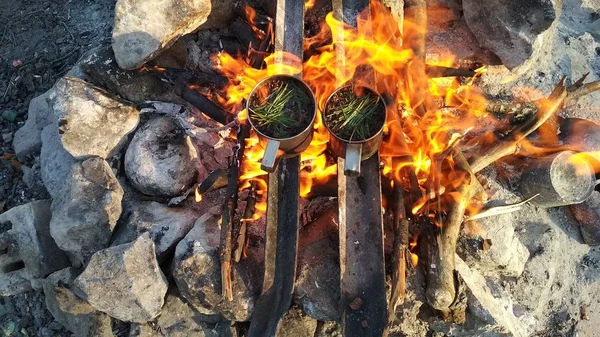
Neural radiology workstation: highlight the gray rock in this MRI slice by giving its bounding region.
[80,44,184,103]
[455,256,534,337]
[198,0,235,30]
[74,233,168,323]
[111,200,201,262]
[13,91,55,161]
[294,206,340,321]
[462,0,558,69]
[129,289,234,337]
[0,200,70,295]
[276,306,318,337]
[458,213,530,277]
[125,116,198,197]
[150,38,188,69]
[50,157,123,263]
[112,0,218,69]
[21,159,47,194]
[40,124,76,198]
[50,76,139,159]
[294,239,340,321]
[43,268,114,337]
[172,210,262,322]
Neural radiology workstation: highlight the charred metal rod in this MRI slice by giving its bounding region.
[247,0,305,336]
[180,86,230,125]
[333,1,386,336]
[425,65,476,78]
[197,169,229,195]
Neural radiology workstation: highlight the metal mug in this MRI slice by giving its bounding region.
[247,75,317,172]
[323,85,386,176]
[520,150,596,208]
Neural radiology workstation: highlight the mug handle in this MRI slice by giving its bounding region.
[261,139,282,172]
[344,143,362,177]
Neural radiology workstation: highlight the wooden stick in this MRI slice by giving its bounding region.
[566,80,600,103]
[425,151,479,310]
[385,180,409,336]
[470,77,567,173]
[220,123,249,301]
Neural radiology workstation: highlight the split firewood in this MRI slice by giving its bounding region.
[470,77,568,173]
[425,150,483,311]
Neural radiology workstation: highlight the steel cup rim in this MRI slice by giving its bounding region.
[322,84,387,144]
[246,74,317,141]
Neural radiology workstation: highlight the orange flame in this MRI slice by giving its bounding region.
[210,1,492,222]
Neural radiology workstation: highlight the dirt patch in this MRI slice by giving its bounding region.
[0,1,114,336]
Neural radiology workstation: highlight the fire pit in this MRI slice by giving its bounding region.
[1,0,600,336]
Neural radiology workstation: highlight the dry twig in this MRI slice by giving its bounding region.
[470,77,567,173]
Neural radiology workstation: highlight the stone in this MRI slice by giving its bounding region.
[172,209,262,321]
[40,124,76,198]
[125,116,198,197]
[149,38,188,69]
[112,0,232,69]
[80,44,184,103]
[74,233,168,323]
[459,212,530,277]
[569,191,600,246]
[0,200,69,295]
[198,0,235,30]
[13,90,55,161]
[455,255,534,337]
[111,200,201,262]
[128,289,234,337]
[21,159,47,195]
[276,306,318,337]
[462,0,558,69]
[50,157,123,263]
[50,76,139,159]
[294,206,340,321]
[43,268,113,337]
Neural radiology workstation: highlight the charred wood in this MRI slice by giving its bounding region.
[220,122,250,301]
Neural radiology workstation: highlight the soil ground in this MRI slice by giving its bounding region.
[0,1,114,335]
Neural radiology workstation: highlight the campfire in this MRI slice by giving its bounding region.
[2,0,600,336]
